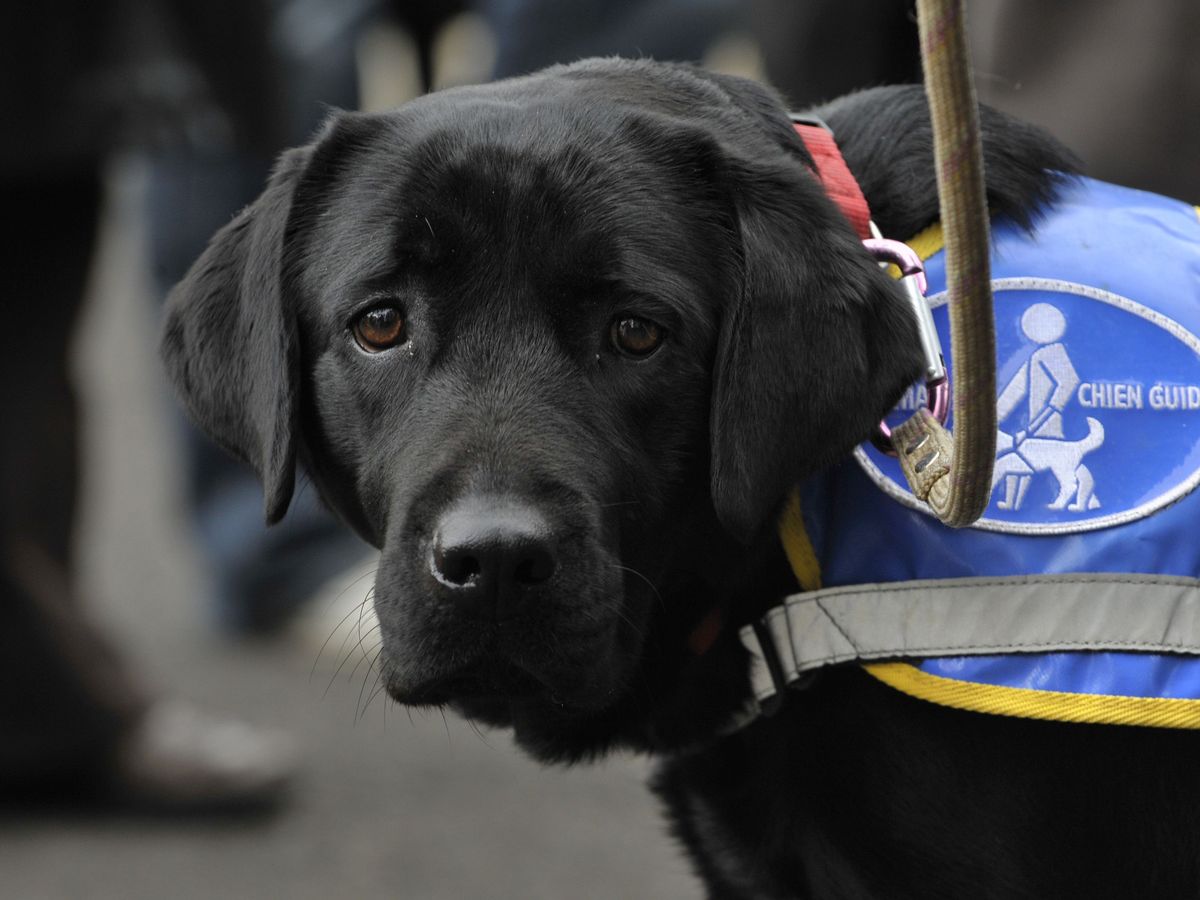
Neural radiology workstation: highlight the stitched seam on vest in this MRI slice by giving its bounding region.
[813,598,860,654]
[798,639,1200,670]
[782,574,1200,609]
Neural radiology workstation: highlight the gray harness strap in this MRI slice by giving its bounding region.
[735,573,1200,723]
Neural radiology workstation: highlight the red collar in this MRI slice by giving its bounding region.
[791,119,872,240]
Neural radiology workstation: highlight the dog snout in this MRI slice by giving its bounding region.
[430,496,558,615]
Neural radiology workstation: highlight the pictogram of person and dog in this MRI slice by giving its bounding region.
[991,302,1105,513]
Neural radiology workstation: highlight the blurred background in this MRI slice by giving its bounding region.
[1,1,1194,897]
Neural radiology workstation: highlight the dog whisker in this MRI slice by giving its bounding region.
[598,499,643,509]
[346,628,383,688]
[362,677,390,722]
[464,717,494,749]
[310,594,371,682]
[356,654,386,725]
[324,599,376,699]
[586,590,647,641]
[310,582,377,683]
[609,563,664,611]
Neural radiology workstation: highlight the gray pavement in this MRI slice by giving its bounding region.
[0,165,697,899]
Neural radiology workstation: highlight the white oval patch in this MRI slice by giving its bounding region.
[856,278,1200,535]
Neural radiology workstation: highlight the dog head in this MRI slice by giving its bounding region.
[161,60,922,755]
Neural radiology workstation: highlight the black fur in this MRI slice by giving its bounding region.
[160,59,1199,898]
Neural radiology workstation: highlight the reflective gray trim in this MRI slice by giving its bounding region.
[736,574,1200,721]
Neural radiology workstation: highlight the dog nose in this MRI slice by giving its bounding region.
[431,497,557,614]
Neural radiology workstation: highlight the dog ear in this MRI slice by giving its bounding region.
[159,143,316,525]
[709,154,923,543]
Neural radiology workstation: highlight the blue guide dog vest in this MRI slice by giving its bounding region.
[741,177,1200,729]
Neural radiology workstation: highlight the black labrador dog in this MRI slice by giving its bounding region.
[162,59,1200,897]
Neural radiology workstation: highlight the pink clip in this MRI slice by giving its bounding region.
[862,236,949,456]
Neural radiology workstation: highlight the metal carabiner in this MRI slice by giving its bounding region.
[861,235,949,456]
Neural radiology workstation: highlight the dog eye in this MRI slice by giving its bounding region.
[610,316,665,358]
[353,306,406,352]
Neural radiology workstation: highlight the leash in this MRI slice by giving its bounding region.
[902,0,996,527]
[796,0,995,529]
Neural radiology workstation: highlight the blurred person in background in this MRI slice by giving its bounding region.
[0,0,296,813]
[747,0,920,108]
[746,0,1197,203]
[969,0,1199,204]
[0,0,518,812]
[481,0,745,79]
[142,0,373,637]
[145,0,496,639]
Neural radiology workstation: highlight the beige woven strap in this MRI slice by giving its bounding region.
[906,0,995,527]
[892,408,955,513]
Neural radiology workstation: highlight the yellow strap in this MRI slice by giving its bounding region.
[777,490,822,592]
[865,661,1200,729]
[907,222,945,261]
[884,222,945,278]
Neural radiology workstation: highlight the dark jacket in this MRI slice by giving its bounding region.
[1,0,286,177]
